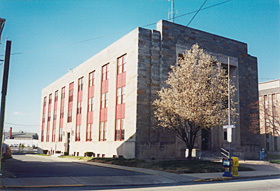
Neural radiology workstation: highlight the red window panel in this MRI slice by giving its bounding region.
[100,108,107,122]
[88,86,94,98]
[116,104,125,119]
[117,72,126,88]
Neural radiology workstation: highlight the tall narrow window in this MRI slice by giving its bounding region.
[46,93,52,142]
[52,90,58,142]
[87,71,95,141]
[100,64,109,141]
[59,87,65,142]
[89,71,95,87]
[117,54,126,74]
[115,54,127,141]
[102,64,109,81]
[86,123,92,141]
[68,82,74,123]
[41,96,47,142]
[76,77,83,142]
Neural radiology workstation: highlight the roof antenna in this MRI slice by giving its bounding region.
[168,0,175,22]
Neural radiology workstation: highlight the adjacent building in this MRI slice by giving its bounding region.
[259,79,280,153]
[39,20,261,159]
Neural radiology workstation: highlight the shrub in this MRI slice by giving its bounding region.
[43,150,48,154]
[86,152,94,157]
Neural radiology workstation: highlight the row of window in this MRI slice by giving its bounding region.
[41,54,127,143]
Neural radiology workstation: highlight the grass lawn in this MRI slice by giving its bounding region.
[269,160,280,164]
[58,156,253,174]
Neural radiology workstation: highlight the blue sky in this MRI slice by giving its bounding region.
[0,0,279,133]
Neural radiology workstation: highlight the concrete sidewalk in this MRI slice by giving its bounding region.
[1,156,280,189]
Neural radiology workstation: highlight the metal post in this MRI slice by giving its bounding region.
[0,40,12,175]
[228,57,231,159]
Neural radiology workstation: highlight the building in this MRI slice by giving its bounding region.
[39,20,261,159]
[4,128,39,148]
[259,79,280,153]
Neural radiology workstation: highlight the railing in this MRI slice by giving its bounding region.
[221,148,229,158]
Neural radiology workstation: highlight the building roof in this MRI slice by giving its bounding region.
[4,131,38,140]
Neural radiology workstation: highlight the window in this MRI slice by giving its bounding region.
[46,129,50,142]
[99,121,107,141]
[89,71,95,87]
[78,77,83,91]
[41,130,44,141]
[67,109,72,123]
[53,110,57,120]
[102,64,109,81]
[60,107,64,119]
[55,90,58,102]
[69,89,74,102]
[43,96,47,107]
[88,97,94,112]
[77,101,82,114]
[52,129,56,142]
[58,128,63,142]
[115,118,125,141]
[49,94,52,105]
[42,114,45,123]
[61,87,65,99]
[48,111,51,122]
[86,123,92,141]
[101,92,108,108]
[76,125,80,141]
[117,54,127,74]
[117,86,126,104]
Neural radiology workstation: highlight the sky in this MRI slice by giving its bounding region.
[0,0,279,133]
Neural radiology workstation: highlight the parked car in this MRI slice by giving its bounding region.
[2,143,12,160]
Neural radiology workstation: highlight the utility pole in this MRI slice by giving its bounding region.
[228,56,231,159]
[0,40,12,175]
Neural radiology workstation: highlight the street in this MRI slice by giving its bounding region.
[1,154,280,190]
[2,154,145,178]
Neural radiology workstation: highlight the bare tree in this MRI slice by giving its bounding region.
[153,44,237,159]
[250,97,280,136]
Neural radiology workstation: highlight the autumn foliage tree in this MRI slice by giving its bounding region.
[153,44,237,159]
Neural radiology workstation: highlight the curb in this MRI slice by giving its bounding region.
[194,173,280,182]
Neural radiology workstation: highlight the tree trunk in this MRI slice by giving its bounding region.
[187,146,193,160]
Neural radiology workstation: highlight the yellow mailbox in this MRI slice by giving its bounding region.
[231,157,239,176]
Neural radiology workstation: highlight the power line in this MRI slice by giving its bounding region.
[2,0,232,57]
[4,122,39,127]
[187,0,208,27]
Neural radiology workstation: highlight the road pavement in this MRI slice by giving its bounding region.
[1,154,280,189]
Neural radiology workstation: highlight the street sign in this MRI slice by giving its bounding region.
[223,125,236,129]
[227,128,232,142]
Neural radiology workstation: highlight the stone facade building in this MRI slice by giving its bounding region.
[259,79,280,153]
[39,20,261,159]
